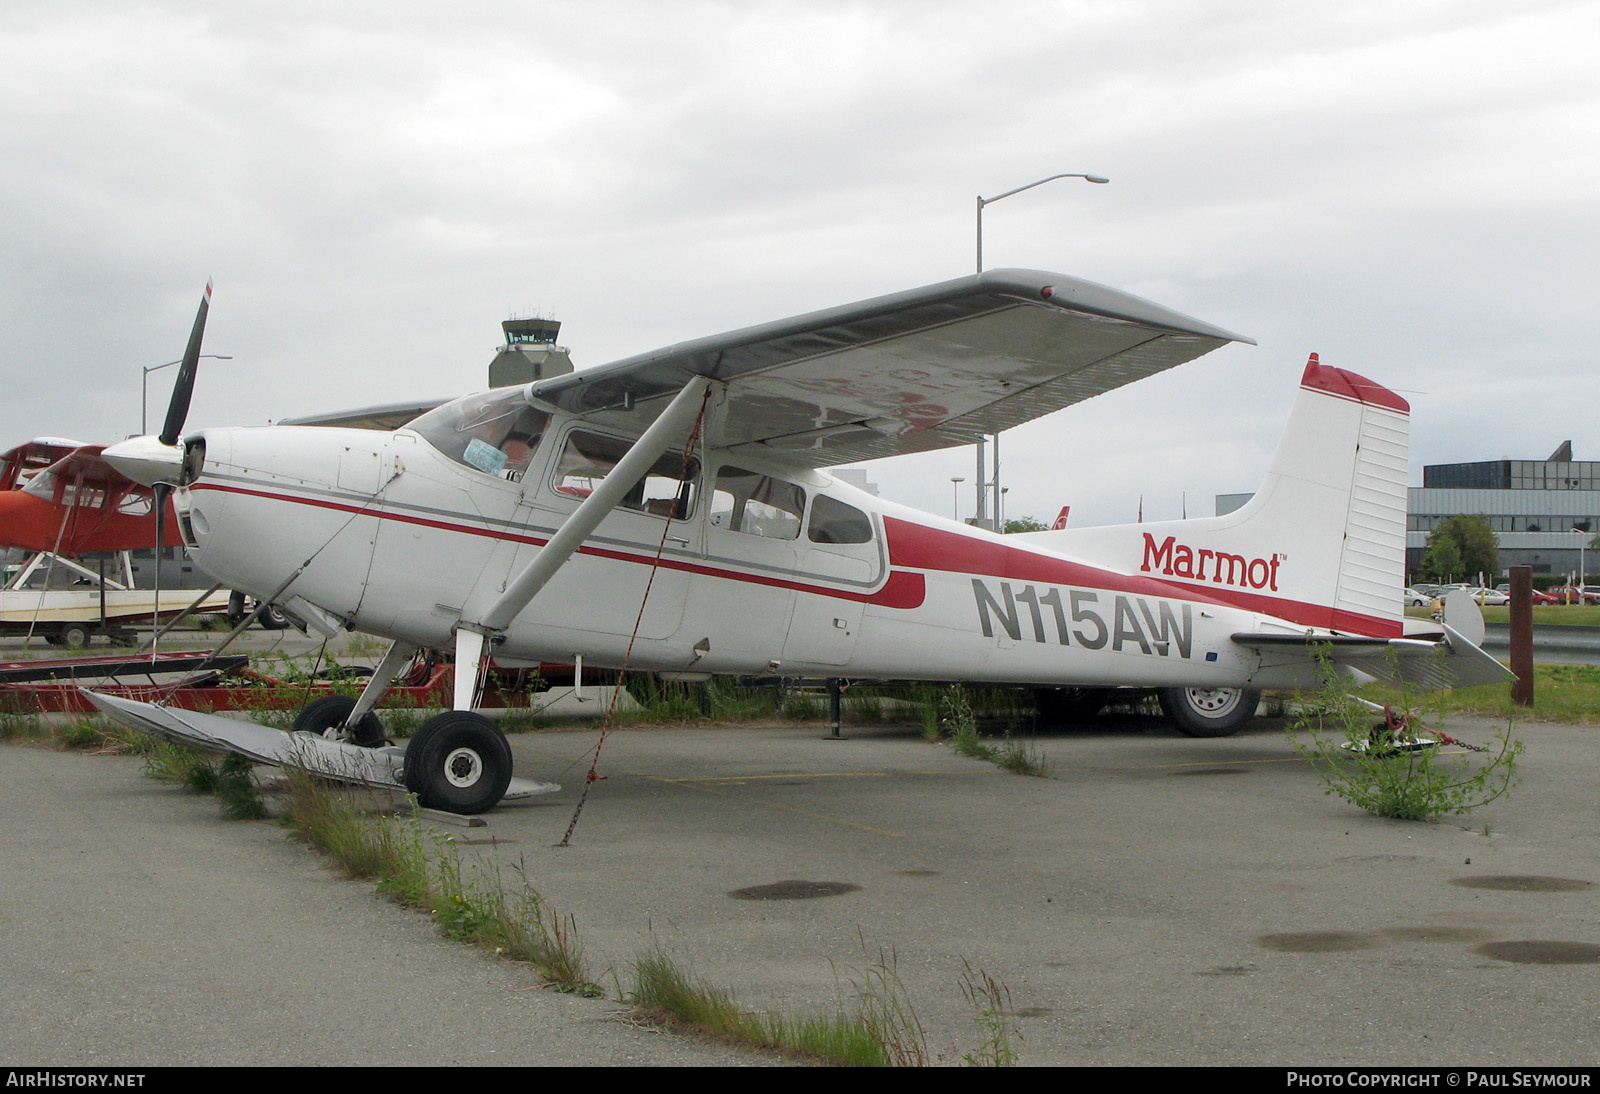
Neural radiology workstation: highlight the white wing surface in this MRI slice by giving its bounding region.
[531,269,1252,466]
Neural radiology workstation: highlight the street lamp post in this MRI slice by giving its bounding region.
[973,172,1108,528]
[142,355,231,435]
[976,172,1109,275]
[950,477,965,521]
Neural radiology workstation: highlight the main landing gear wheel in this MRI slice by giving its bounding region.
[292,695,386,748]
[1158,686,1260,737]
[257,603,290,630]
[403,711,513,815]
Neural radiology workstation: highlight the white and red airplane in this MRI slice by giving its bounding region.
[94,271,1506,812]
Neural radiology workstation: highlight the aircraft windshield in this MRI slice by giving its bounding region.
[409,390,549,481]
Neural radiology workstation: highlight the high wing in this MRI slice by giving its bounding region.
[529,268,1253,466]
[278,399,449,431]
[0,438,95,490]
[19,445,133,499]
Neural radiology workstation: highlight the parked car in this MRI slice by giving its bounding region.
[1546,585,1600,604]
[1404,587,1432,607]
[1470,587,1510,606]
[1530,589,1560,605]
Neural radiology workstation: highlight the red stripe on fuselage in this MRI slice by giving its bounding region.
[882,515,1401,638]
[193,482,926,609]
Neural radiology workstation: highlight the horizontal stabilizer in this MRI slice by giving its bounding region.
[1231,627,1513,691]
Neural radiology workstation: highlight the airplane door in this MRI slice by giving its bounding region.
[781,495,880,667]
[510,427,694,643]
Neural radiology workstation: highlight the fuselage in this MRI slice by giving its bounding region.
[172,401,1352,690]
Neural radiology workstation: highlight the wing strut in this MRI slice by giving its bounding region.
[449,376,714,709]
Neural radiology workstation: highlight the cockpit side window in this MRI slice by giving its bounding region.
[710,467,805,540]
[408,391,549,481]
[552,431,699,519]
[807,495,873,544]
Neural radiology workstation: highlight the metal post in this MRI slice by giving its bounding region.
[1509,565,1534,707]
[975,438,987,527]
[826,677,844,740]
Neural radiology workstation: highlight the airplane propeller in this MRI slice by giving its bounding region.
[102,281,212,490]
[98,283,213,653]
[159,280,210,448]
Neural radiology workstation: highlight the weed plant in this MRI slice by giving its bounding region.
[139,739,270,818]
[142,740,224,793]
[216,753,268,819]
[1288,650,1523,821]
[0,699,43,740]
[936,686,1051,777]
[958,961,1019,1067]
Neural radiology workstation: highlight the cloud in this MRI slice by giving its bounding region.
[0,0,1594,528]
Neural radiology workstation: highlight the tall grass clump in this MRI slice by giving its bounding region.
[629,945,919,1066]
[936,686,1051,777]
[958,961,1020,1067]
[140,739,269,819]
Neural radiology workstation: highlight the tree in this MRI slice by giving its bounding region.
[1420,514,1498,582]
[1002,515,1049,534]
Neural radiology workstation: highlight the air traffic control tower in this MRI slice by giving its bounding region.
[489,317,575,387]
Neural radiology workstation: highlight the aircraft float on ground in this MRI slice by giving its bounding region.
[93,271,1507,813]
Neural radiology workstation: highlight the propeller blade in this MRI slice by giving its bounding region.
[159,281,212,447]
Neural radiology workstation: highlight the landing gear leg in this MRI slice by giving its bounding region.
[346,641,420,727]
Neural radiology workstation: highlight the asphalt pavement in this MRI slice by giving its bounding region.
[2,628,1597,1066]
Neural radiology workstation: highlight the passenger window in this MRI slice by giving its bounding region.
[807,495,873,544]
[710,467,805,540]
[552,431,698,518]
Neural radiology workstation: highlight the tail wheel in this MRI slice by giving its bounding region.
[403,711,513,815]
[1158,686,1260,737]
[292,695,386,748]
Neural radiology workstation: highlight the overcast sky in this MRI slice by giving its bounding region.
[2,0,1595,527]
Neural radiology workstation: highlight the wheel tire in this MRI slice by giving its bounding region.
[225,590,247,623]
[58,623,91,650]
[292,695,386,748]
[1158,686,1260,737]
[1033,687,1110,727]
[403,711,513,814]
[257,603,290,630]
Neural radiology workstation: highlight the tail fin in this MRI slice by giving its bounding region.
[1029,354,1409,637]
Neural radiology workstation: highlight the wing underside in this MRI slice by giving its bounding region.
[531,269,1252,466]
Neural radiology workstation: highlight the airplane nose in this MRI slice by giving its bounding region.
[102,435,186,487]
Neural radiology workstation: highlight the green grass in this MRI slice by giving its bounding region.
[936,686,1052,777]
[629,945,924,1066]
[1354,663,1600,725]
[281,767,600,995]
[138,738,269,818]
[1406,604,1600,626]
